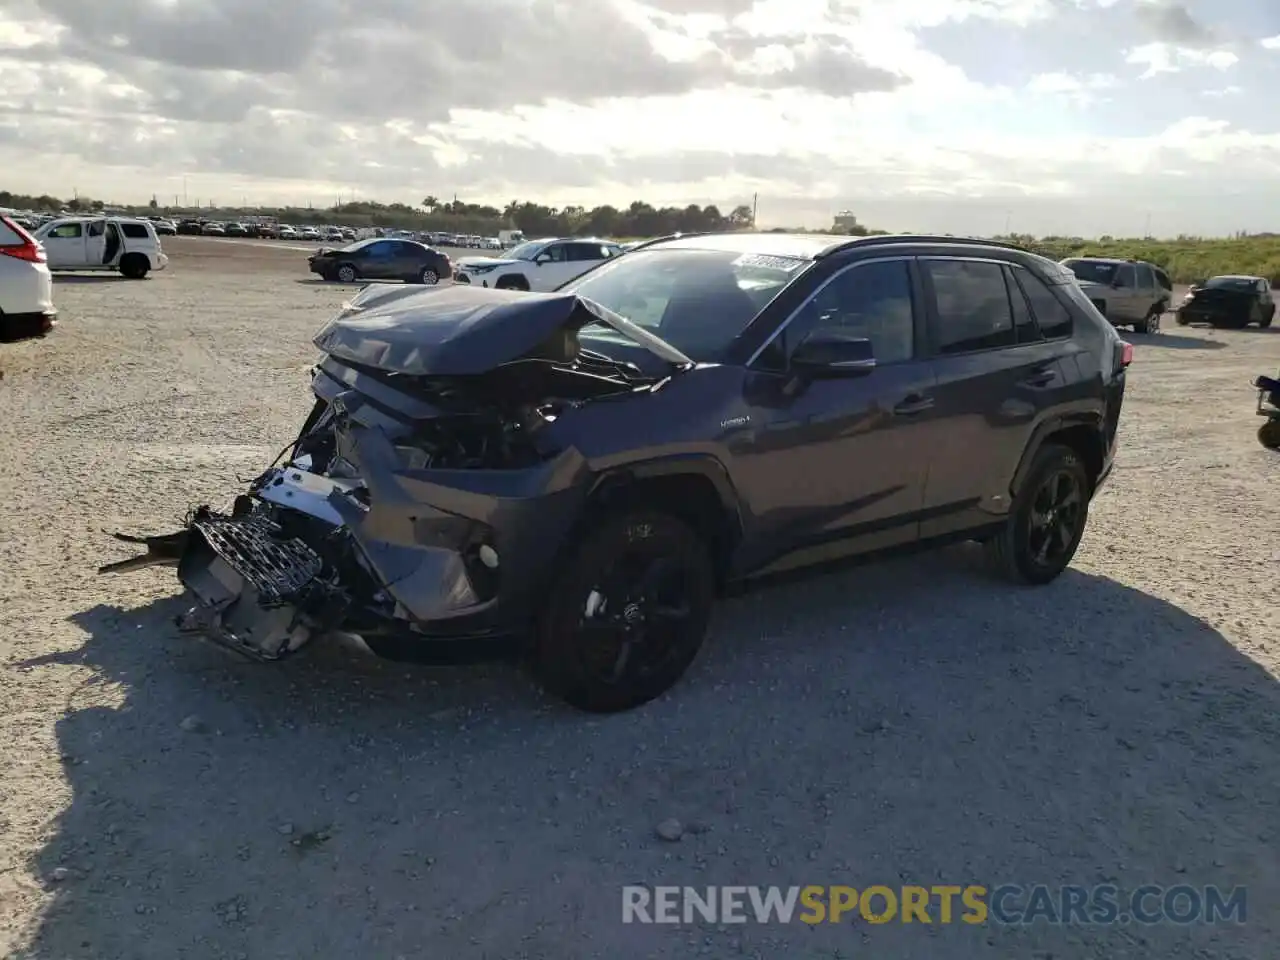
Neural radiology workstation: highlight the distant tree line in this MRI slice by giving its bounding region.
[8,188,1280,281]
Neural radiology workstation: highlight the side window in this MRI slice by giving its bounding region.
[925,259,1016,354]
[87,221,104,237]
[1013,267,1074,340]
[121,223,150,239]
[1135,264,1154,288]
[1002,266,1042,344]
[50,223,83,239]
[366,241,394,258]
[564,243,596,262]
[1115,264,1136,288]
[541,244,567,263]
[781,259,917,365]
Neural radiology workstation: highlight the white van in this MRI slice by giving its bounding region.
[33,217,169,279]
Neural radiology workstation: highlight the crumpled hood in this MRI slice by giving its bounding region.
[312,283,691,376]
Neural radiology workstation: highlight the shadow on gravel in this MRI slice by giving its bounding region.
[1134,331,1227,350]
[51,275,130,285]
[17,549,1279,959]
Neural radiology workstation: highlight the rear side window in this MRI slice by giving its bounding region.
[121,223,150,239]
[925,259,1016,354]
[1136,264,1154,287]
[1115,264,1136,288]
[566,243,607,262]
[1013,267,1074,340]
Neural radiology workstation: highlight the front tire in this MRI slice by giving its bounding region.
[1259,420,1280,449]
[1133,305,1160,335]
[495,274,529,291]
[984,443,1091,585]
[534,511,715,713]
[1261,304,1275,329]
[417,267,439,285]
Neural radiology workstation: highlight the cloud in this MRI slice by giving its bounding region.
[1132,0,1217,48]
[2,0,1280,235]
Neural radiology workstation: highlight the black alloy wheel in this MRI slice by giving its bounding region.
[536,511,714,713]
[984,444,1090,585]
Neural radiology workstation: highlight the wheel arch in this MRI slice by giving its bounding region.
[580,456,746,586]
[1011,415,1107,499]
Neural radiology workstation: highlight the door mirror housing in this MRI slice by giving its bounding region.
[790,329,876,377]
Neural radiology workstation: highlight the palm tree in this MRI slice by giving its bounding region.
[422,195,439,212]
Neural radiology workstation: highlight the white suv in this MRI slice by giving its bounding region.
[453,237,623,291]
[33,217,169,279]
[0,215,56,340]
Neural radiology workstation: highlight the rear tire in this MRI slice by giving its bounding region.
[534,511,715,713]
[1262,304,1275,329]
[119,253,149,279]
[336,263,357,283]
[984,443,1091,585]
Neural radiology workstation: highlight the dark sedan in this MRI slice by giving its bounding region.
[308,238,452,285]
[1176,275,1275,329]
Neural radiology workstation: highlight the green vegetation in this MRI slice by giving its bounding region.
[993,234,1280,285]
[5,189,1278,283]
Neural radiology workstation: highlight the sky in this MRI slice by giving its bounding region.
[0,0,1277,236]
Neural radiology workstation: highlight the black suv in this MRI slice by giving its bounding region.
[104,233,1131,712]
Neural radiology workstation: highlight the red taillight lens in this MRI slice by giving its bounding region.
[1120,341,1133,367]
[0,215,46,262]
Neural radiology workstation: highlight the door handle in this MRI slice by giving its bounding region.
[1021,368,1057,387]
[893,394,934,415]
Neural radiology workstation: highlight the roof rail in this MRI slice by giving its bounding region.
[623,230,717,252]
[817,233,1030,258]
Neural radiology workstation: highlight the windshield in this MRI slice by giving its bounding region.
[1202,277,1255,291]
[1063,260,1118,285]
[560,247,809,361]
[507,240,545,261]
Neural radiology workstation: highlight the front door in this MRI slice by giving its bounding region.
[730,256,938,576]
[39,221,87,268]
[529,242,575,290]
[917,257,1073,538]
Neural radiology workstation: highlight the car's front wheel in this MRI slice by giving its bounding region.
[534,510,715,713]
[984,443,1090,585]
[418,267,439,285]
[1262,304,1276,329]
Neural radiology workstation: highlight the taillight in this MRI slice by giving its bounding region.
[0,215,46,262]
[1120,341,1133,367]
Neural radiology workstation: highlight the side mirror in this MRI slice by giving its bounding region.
[790,329,876,377]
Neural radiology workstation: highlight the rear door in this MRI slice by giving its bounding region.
[918,257,1071,539]
[1110,262,1140,321]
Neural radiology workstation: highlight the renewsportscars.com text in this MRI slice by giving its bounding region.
[622,884,1247,926]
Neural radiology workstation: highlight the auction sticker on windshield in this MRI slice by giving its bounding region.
[731,254,807,272]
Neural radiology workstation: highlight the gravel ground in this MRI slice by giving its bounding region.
[1,237,1278,959]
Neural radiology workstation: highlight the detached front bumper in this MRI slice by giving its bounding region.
[103,425,592,663]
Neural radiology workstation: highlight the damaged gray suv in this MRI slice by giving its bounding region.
[103,232,1130,712]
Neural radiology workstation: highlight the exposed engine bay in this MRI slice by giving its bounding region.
[100,285,691,663]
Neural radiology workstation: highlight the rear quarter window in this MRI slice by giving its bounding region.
[1013,267,1074,339]
[120,223,151,239]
